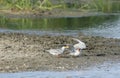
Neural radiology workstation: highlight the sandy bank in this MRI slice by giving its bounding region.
[0,33,120,72]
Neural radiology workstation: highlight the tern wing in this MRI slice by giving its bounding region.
[46,49,63,55]
[72,38,86,49]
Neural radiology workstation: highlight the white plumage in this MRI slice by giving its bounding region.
[46,46,69,56]
[46,38,86,57]
[72,38,86,49]
[69,48,81,57]
[68,38,86,57]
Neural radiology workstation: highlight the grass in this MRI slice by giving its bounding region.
[89,0,112,12]
[0,0,62,11]
[61,0,120,13]
[0,0,120,13]
[86,0,120,12]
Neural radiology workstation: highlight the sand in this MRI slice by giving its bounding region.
[0,33,119,72]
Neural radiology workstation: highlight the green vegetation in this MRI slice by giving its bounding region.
[0,0,62,11]
[0,0,120,12]
[87,0,120,12]
[63,0,120,13]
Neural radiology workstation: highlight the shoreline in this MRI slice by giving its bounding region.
[0,10,120,18]
[0,32,120,72]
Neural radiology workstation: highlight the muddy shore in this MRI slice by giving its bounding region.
[0,33,120,72]
[1,9,120,18]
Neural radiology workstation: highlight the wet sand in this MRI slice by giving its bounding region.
[0,33,120,72]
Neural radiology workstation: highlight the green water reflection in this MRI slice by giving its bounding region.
[0,15,119,31]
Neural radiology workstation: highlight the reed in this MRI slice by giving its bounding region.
[0,0,119,12]
[87,0,120,12]
[0,0,62,11]
[37,0,62,10]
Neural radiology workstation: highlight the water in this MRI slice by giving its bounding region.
[0,15,120,38]
[0,62,120,78]
[82,15,120,38]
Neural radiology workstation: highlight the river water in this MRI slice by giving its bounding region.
[0,62,120,78]
[82,15,120,38]
[0,15,120,38]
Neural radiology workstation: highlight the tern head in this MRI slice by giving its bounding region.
[63,45,69,49]
[61,45,69,50]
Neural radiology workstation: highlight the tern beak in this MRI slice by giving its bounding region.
[65,45,69,48]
